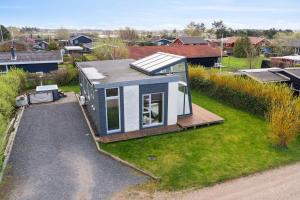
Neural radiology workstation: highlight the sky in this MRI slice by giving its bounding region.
[1,0,300,30]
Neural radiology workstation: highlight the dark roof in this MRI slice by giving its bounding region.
[176,36,208,45]
[76,59,178,85]
[82,42,95,49]
[283,40,300,48]
[0,50,63,65]
[69,35,92,42]
[129,45,221,60]
[285,68,300,77]
[245,71,289,82]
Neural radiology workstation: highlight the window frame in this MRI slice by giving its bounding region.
[105,87,121,134]
[142,92,164,128]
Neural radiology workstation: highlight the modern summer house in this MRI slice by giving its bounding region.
[77,52,223,142]
[69,35,92,46]
[0,48,63,73]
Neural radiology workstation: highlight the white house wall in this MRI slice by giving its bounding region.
[168,82,178,125]
[123,85,140,132]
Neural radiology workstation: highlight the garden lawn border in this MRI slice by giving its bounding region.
[75,94,159,180]
[0,106,25,182]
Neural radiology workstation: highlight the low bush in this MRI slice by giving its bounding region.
[189,67,300,147]
[0,69,27,168]
[53,67,78,86]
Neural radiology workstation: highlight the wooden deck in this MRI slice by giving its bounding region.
[97,125,181,143]
[96,104,223,143]
[177,103,224,129]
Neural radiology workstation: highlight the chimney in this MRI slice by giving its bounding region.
[10,46,16,60]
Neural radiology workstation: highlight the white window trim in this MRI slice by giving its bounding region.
[105,88,121,134]
[142,92,164,128]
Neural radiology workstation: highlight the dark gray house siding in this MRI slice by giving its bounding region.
[70,36,92,46]
[1,63,58,73]
[139,83,168,129]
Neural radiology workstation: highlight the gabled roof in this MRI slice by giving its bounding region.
[69,35,92,42]
[129,45,221,60]
[0,50,63,65]
[130,52,186,75]
[224,37,269,45]
[175,36,208,45]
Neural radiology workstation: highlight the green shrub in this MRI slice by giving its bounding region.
[189,67,300,147]
[53,67,78,86]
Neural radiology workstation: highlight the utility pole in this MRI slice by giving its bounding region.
[0,25,4,42]
[220,34,223,73]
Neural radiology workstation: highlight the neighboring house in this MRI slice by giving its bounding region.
[238,67,300,91]
[69,35,92,46]
[33,41,49,50]
[271,55,300,68]
[76,52,193,139]
[82,42,95,53]
[223,36,270,48]
[0,48,63,73]
[128,45,221,67]
[172,36,208,45]
[64,46,83,55]
[152,39,172,46]
[282,40,300,55]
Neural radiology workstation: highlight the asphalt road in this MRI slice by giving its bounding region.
[4,93,146,200]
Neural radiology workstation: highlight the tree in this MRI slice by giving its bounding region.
[184,22,205,36]
[233,37,251,58]
[56,28,70,40]
[272,32,300,56]
[212,20,228,38]
[0,25,11,41]
[47,42,59,50]
[119,27,138,41]
[92,39,128,60]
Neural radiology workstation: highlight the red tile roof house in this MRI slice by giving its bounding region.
[128,45,222,67]
[223,36,270,54]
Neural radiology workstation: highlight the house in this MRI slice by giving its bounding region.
[238,67,300,91]
[223,36,270,54]
[282,40,300,55]
[77,52,224,142]
[82,42,95,53]
[152,39,172,46]
[172,36,208,45]
[0,48,63,73]
[128,45,221,67]
[270,55,300,68]
[33,41,49,50]
[69,35,92,46]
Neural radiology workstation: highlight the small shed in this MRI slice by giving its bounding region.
[64,46,83,55]
[29,84,60,104]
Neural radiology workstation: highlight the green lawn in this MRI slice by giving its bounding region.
[101,90,300,190]
[221,56,265,71]
[59,85,80,93]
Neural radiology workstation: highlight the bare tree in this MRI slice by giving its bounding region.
[119,27,138,41]
[56,27,70,40]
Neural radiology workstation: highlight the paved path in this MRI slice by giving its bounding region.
[4,93,146,200]
[152,162,300,200]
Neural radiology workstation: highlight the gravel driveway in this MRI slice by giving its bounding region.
[4,93,146,200]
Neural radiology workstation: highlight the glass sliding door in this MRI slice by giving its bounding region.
[142,93,164,127]
[105,88,120,133]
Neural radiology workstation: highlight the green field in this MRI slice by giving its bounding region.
[59,85,80,93]
[221,56,265,71]
[102,91,300,190]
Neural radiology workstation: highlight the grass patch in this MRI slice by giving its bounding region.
[59,85,80,93]
[221,56,265,71]
[101,90,300,190]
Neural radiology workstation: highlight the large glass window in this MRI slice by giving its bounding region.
[142,93,164,127]
[156,62,187,82]
[105,88,120,133]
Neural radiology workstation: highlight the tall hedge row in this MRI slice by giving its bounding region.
[189,67,299,148]
[0,69,27,167]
